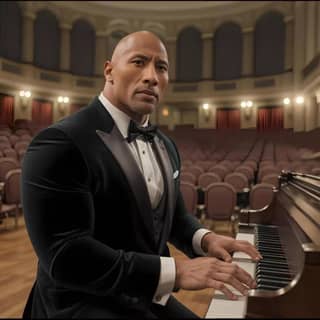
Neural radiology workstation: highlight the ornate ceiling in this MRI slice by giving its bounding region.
[51,1,272,20]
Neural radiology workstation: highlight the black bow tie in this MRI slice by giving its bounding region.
[127,120,158,143]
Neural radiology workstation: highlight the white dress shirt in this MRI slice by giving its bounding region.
[98,93,212,305]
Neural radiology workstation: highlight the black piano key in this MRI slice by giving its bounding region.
[257,249,285,255]
[259,259,289,266]
[257,241,282,246]
[257,253,286,261]
[256,266,291,277]
[256,284,282,290]
[256,273,291,282]
[256,237,281,243]
[257,278,290,287]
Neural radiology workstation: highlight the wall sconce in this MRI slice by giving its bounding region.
[19,90,31,110]
[241,100,253,120]
[295,96,304,105]
[162,107,169,117]
[57,96,69,114]
[202,103,211,122]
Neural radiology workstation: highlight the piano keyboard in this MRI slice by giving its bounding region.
[206,225,293,318]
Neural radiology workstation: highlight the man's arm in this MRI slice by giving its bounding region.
[22,127,160,298]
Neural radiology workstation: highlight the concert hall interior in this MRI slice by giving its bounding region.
[0,1,319,318]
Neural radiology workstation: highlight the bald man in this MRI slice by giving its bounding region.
[22,31,261,318]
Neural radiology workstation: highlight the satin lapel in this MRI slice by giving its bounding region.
[96,127,156,248]
[153,136,175,252]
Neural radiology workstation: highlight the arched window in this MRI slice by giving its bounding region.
[254,11,285,76]
[34,10,60,70]
[107,30,128,59]
[0,1,21,61]
[176,27,202,82]
[213,23,242,80]
[70,19,95,76]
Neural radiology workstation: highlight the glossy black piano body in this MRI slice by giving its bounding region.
[242,171,320,318]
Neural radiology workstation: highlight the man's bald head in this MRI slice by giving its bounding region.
[111,31,167,64]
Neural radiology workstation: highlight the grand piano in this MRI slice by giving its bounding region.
[206,171,320,318]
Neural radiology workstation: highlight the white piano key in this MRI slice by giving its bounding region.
[205,295,247,318]
[234,233,255,259]
[236,233,255,244]
[205,232,256,319]
[236,260,255,277]
[215,261,256,295]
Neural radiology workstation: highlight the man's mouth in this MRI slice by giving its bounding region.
[136,90,158,100]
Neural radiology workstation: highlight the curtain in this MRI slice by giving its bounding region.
[228,109,241,129]
[216,109,240,129]
[257,106,283,130]
[32,99,53,127]
[0,94,14,127]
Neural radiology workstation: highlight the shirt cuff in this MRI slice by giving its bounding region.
[192,228,213,256]
[152,257,176,305]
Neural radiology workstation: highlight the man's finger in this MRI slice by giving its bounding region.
[208,279,238,300]
[234,240,263,260]
[212,271,249,296]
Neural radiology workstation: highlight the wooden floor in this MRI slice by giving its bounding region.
[0,216,232,318]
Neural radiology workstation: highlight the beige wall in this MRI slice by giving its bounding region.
[304,95,318,131]
[180,109,198,127]
[283,104,294,129]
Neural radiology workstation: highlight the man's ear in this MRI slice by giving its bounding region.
[104,60,113,83]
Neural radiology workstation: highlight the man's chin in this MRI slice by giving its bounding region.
[134,103,156,115]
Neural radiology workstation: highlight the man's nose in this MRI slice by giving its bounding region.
[142,64,158,85]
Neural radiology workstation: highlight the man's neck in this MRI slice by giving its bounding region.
[102,91,149,125]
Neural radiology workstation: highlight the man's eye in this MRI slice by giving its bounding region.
[133,60,144,66]
[158,65,168,72]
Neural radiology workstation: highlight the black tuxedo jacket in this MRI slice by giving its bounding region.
[22,97,203,318]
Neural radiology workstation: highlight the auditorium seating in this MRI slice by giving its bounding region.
[0,169,22,228]
[198,172,221,189]
[180,182,198,216]
[0,158,20,182]
[241,183,276,225]
[204,182,238,235]
[180,172,197,185]
[224,172,249,192]
[0,119,319,231]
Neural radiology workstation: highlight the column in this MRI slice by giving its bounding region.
[305,95,318,131]
[305,1,316,64]
[284,16,294,71]
[201,33,213,80]
[22,12,35,63]
[293,101,306,132]
[293,1,305,90]
[317,2,320,53]
[166,37,176,81]
[242,27,254,77]
[95,31,107,76]
[59,23,71,72]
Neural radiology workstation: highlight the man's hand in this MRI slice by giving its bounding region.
[173,232,262,299]
[201,232,262,262]
[174,256,256,300]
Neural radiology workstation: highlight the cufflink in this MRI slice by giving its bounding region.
[173,170,179,179]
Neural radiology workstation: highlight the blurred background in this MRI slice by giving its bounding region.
[0,1,319,318]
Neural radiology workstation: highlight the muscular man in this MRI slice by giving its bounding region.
[22,31,261,318]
